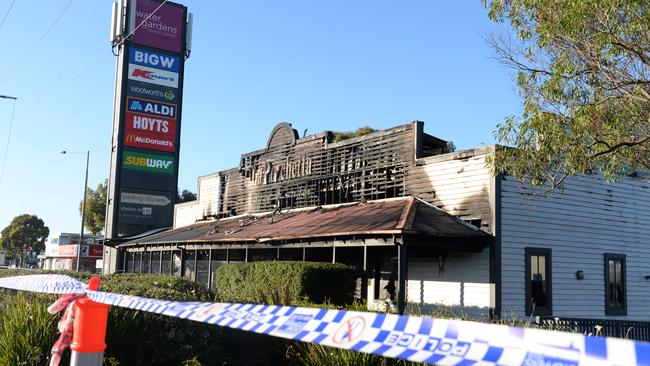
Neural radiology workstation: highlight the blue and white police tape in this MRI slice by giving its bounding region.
[0,274,86,294]
[1,274,649,366]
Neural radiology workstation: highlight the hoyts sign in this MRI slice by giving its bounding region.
[124,112,176,136]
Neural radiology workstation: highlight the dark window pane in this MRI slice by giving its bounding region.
[248,248,276,262]
[196,250,210,286]
[279,248,303,261]
[142,252,151,273]
[183,251,196,281]
[151,252,161,274]
[228,249,245,262]
[133,252,142,273]
[526,248,551,316]
[210,250,229,291]
[605,254,626,315]
[305,247,333,262]
[172,251,182,276]
[161,251,172,274]
[126,252,135,273]
[213,249,227,261]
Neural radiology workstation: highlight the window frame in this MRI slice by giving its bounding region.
[604,253,627,316]
[525,247,552,316]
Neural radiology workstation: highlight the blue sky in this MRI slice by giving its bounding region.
[0,0,520,239]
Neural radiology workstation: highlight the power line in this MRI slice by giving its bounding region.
[0,97,17,187]
[71,0,170,80]
[115,0,169,48]
[5,0,75,75]
[0,0,16,32]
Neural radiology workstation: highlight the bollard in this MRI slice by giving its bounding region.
[70,276,110,366]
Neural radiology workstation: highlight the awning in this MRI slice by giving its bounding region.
[117,197,492,248]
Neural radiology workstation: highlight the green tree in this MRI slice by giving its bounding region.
[79,179,107,236]
[485,0,650,188]
[0,214,49,266]
[177,189,197,203]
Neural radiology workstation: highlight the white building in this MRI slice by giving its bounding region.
[43,233,104,272]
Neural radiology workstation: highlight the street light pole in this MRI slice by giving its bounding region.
[61,150,90,272]
[79,151,90,272]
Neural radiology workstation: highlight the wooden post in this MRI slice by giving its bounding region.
[397,244,407,315]
[207,249,213,290]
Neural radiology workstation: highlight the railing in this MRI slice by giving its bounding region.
[533,317,650,342]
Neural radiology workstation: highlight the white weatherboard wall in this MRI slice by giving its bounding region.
[410,147,495,234]
[407,249,494,319]
[500,175,650,320]
[407,148,496,319]
[174,173,221,228]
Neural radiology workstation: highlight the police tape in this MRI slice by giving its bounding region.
[1,274,649,366]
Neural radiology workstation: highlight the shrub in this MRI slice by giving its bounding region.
[216,261,358,305]
[0,293,60,366]
[0,270,225,366]
[286,342,425,366]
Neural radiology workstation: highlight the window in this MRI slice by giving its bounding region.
[526,248,552,316]
[604,254,626,315]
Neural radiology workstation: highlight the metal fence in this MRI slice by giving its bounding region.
[533,317,650,342]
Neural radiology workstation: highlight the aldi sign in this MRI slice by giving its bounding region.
[127,96,177,118]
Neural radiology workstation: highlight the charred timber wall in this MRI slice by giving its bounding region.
[174,122,495,233]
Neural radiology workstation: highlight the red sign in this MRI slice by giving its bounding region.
[131,0,185,53]
[57,245,77,257]
[124,111,176,136]
[125,131,176,152]
[52,244,103,258]
[86,245,103,258]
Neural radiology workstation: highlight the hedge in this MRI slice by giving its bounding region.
[215,261,358,305]
[0,270,225,366]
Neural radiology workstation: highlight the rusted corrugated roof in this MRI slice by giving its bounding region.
[118,197,490,247]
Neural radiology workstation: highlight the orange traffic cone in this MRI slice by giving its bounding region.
[70,276,110,366]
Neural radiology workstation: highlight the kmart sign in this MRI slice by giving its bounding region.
[123,151,174,174]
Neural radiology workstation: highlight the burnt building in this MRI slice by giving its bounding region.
[105,121,650,321]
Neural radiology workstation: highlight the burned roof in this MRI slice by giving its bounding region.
[117,197,491,247]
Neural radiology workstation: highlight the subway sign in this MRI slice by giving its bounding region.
[123,151,174,174]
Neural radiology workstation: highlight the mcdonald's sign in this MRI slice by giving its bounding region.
[124,131,176,152]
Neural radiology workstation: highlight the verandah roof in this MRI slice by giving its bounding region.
[117,196,492,247]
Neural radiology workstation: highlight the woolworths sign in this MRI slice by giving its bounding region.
[123,151,174,174]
